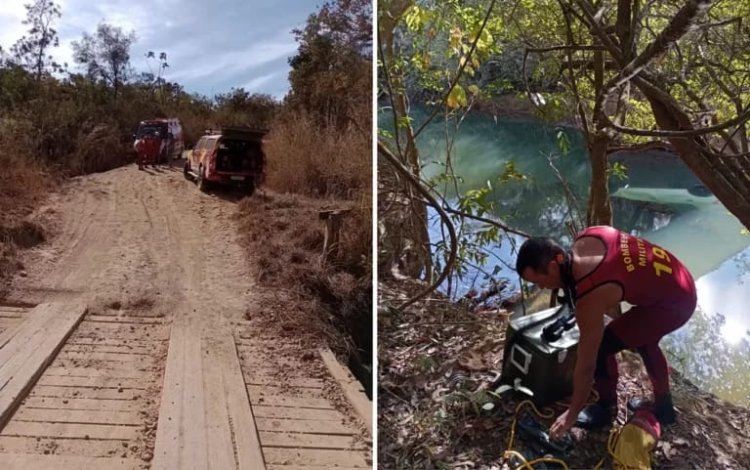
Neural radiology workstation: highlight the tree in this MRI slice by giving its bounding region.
[71,23,136,103]
[287,0,371,130]
[10,0,63,80]
[511,0,750,227]
[213,88,278,129]
[378,0,507,288]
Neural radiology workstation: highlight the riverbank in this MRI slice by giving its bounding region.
[378,277,750,469]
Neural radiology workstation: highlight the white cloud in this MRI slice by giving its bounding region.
[242,71,281,93]
[167,39,297,83]
[0,2,30,50]
[0,0,315,97]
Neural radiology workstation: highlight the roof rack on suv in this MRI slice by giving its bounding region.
[204,127,269,139]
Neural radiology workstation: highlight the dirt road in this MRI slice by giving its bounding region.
[0,163,371,469]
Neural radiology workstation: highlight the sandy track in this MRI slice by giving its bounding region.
[1,163,371,469]
[9,163,253,317]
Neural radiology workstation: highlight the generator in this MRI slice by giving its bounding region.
[497,304,580,406]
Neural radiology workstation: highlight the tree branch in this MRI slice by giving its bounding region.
[606,101,750,137]
[419,198,530,238]
[526,44,607,53]
[593,0,713,129]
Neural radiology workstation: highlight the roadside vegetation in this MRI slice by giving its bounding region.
[237,0,372,392]
[0,0,372,389]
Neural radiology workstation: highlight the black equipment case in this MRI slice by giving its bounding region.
[498,304,580,406]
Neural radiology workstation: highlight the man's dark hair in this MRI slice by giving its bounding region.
[515,237,565,275]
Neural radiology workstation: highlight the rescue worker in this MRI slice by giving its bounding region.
[134,130,161,169]
[514,225,696,439]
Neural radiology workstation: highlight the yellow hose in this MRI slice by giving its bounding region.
[503,394,649,470]
[504,400,568,470]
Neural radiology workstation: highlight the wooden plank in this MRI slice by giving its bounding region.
[44,367,151,380]
[1,453,139,469]
[152,320,266,470]
[86,315,164,325]
[256,417,355,435]
[0,435,129,457]
[2,421,139,441]
[38,374,147,390]
[244,373,326,389]
[29,385,139,401]
[0,320,23,349]
[263,448,369,467]
[49,360,155,376]
[13,407,141,426]
[247,391,334,410]
[0,301,35,308]
[237,353,304,370]
[73,325,169,341]
[319,347,372,433]
[0,306,28,313]
[67,339,161,349]
[244,376,325,389]
[247,384,326,399]
[0,305,52,361]
[64,345,154,356]
[267,466,365,470]
[0,312,22,319]
[59,351,150,363]
[77,321,165,331]
[0,319,23,350]
[203,330,266,470]
[259,431,363,450]
[252,406,346,421]
[21,396,140,412]
[0,302,87,429]
[151,320,208,470]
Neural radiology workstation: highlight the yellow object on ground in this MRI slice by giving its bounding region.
[607,409,661,470]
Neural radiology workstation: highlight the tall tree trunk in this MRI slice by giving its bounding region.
[587,131,613,225]
[380,0,432,280]
[587,38,613,226]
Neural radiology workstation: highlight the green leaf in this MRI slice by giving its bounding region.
[556,129,571,155]
[396,116,413,129]
[446,84,468,109]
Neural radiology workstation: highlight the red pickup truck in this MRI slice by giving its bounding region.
[183,127,267,195]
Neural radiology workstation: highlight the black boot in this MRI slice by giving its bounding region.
[576,402,613,429]
[627,393,676,425]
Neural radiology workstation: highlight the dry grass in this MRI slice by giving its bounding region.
[236,191,372,392]
[0,136,55,296]
[68,122,131,175]
[264,110,370,200]
[263,110,372,281]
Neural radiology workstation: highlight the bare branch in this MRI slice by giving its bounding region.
[694,16,741,31]
[526,44,607,53]
[607,101,750,138]
[419,198,530,239]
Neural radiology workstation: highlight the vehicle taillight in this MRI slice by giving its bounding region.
[209,151,216,172]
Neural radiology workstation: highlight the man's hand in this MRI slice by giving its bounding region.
[550,408,576,440]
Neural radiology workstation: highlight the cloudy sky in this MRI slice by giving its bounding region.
[0,0,320,99]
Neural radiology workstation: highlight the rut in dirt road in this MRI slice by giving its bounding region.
[0,163,372,469]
